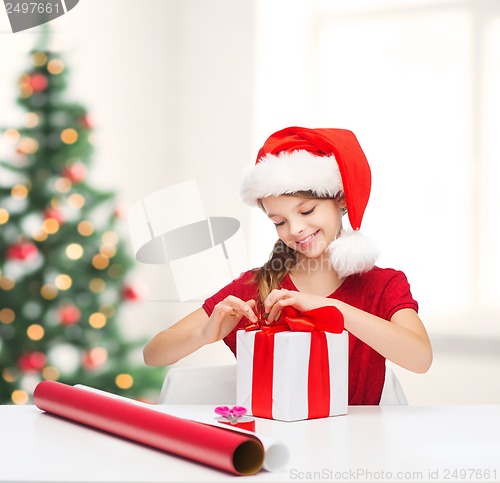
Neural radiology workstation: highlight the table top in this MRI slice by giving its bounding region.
[1,404,499,482]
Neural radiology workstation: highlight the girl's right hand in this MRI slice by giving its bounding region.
[201,296,258,344]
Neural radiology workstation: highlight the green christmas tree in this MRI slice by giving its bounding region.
[0,37,165,405]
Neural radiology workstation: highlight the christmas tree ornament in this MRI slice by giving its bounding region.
[43,207,64,224]
[80,114,93,129]
[121,281,147,301]
[29,73,48,92]
[61,162,86,184]
[58,304,81,325]
[47,344,81,375]
[82,347,108,370]
[6,241,39,262]
[18,352,47,372]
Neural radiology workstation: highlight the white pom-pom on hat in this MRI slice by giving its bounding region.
[328,229,380,279]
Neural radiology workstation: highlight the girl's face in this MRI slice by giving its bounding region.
[260,194,346,261]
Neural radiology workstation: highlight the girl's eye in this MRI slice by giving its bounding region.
[301,207,315,216]
[274,220,285,227]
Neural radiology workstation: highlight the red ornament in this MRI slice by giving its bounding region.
[18,352,47,372]
[44,208,64,224]
[6,241,39,261]
[80,114,93,129]
[58,305,81,325]
[82,347,108,371]
[30,73,48,92]
[61,162,87,184]
[113,204,126,219]
[122,282,147,301]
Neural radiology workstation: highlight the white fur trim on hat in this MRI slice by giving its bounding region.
[328,229,379,278]
[240,150,343,206]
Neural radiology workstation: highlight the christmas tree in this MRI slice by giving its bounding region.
[0,35,165,405]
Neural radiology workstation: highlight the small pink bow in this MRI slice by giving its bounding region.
[215,405,247,424]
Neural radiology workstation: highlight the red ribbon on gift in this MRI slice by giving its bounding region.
[246,305,344,419]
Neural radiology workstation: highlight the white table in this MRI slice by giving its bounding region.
[1,405,499,482]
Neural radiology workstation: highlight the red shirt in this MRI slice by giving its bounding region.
[202,266,418,405]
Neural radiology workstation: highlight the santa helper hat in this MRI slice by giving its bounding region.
[240,126,379,278]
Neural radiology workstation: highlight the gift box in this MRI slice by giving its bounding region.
[236,306,348,422]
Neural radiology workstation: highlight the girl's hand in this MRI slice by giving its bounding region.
[263,289,331,322]
[202,296,258,344]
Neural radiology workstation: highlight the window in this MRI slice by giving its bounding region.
[253,0,500,337]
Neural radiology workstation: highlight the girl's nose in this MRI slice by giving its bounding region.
[288,219,305,236]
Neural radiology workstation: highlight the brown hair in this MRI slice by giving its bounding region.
[252,191,345,308]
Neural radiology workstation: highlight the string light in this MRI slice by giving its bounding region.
[11,390,29,405]
[32,51,48,66]
[89,312,107,329]
[61,128,78,144]
[24,112,40,128]
[0,275,16,291]
[108,264,124,279]
[68,193,85,209]
[11,184,29,200]
[0,308,15,324]
[100,305,115,318]
[66,243,84,260]
[43,218,60,234]
[92,254,109,270]
[54,177,72,193]
[32,230,48,242]
[3,128,20,143]
[89,278,106,293]
[0,208,9,225]
[78,220,94,236]
[54,274,72,290]
[19,75,33,98]
[115,373,134,390]
[47,59,64,75]
[102,231,119,246]
[49,197,62,209]
[17,137,39,154]
[40,284,58,300]
[2,369,17,383]
[27,324,44,341]
[100,245,116,258]
[42,366,59,380]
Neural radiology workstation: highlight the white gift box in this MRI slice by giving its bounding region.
[236,329,348,422]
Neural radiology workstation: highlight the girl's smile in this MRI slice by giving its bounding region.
[260,194,346,261]
[296,229,319,248]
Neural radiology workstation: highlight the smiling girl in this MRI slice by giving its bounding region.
[143,127,432,405]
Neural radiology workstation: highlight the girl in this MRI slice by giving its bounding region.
[143,127,432,405]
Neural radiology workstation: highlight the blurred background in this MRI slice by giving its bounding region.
[1,0,499,404]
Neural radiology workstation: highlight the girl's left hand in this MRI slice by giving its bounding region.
[263,289,332,323]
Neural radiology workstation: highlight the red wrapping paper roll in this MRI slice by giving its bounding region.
[33,381,264,476]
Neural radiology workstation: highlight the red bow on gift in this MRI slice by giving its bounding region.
[245,305,344,334]
[245,305,344,420]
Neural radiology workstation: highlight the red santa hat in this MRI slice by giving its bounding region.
[240,126,379,277]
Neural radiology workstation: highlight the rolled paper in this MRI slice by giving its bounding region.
[75,384,289,473]
[33,381,264,476]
